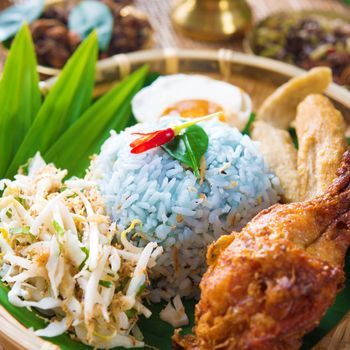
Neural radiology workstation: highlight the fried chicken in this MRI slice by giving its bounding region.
[173,151,350,350]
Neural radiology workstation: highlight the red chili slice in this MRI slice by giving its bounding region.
[130,128,175,154]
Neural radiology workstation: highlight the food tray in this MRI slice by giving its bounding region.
[4,48,350,350]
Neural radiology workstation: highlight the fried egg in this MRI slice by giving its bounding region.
[131,74,252,130]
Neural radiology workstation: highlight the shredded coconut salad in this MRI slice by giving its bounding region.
[0,154,163,348]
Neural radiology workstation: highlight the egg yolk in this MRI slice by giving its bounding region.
[162,99,225,121]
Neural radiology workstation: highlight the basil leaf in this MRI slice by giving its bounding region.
[0,0,44,41]
[163,125,208,178]
[162,135,187,163]
[68,0,113,51]
[182,129,201,177]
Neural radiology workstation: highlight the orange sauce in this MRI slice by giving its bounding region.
[162,99,225,121]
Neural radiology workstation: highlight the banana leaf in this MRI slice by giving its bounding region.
[302,251,350,349]
[0,276,195,350]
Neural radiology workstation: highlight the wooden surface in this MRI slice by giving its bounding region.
[135,0,350,51]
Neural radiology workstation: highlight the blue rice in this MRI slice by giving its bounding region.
[90,117,282,301]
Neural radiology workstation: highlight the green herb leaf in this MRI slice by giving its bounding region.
[81,247,89,256]
[6,32,98,178]
[183,130,201,177]
[0,0,44,41]
[116,277,130,292]
[52,220,65,237]
[136,283,146,297]
[163,125,208,178]
[79,247,89,270]
[125,308,137,318]
[44,65,149,177]
[9,226,31,235]
[0,24,41,178]
[68,0,113,51]
[14,197,26,208]
[242,112,256,135]
[99,280,113,288]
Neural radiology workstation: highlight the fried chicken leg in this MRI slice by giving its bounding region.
[174,151,350,350]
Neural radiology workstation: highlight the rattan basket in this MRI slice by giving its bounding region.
[3,48,350,350]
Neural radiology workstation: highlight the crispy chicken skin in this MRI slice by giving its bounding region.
[173,151,350,350]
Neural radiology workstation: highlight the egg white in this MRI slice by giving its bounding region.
[131,74,252,130]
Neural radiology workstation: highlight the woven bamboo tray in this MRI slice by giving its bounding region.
[4,48,350,350]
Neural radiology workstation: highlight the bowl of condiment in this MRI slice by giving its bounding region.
[0,0,153,79]
[245,11,350,88]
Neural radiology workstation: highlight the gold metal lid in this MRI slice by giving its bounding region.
[171,0,252,42]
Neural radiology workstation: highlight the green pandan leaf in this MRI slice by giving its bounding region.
[0,0,44,41]
[0,24,41,178]
[68,0,113,51]
[44,65,149,177]
[6,31,98,178]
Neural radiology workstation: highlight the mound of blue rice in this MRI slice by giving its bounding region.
[90,117,282,301]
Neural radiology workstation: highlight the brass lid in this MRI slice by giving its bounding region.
[171,0,252,42]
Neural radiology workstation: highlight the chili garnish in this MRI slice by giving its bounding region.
[130,112,222,154]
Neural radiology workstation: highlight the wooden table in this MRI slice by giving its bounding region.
[135,0,350,51]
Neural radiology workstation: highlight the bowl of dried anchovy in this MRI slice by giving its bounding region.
[0,0,153,79]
